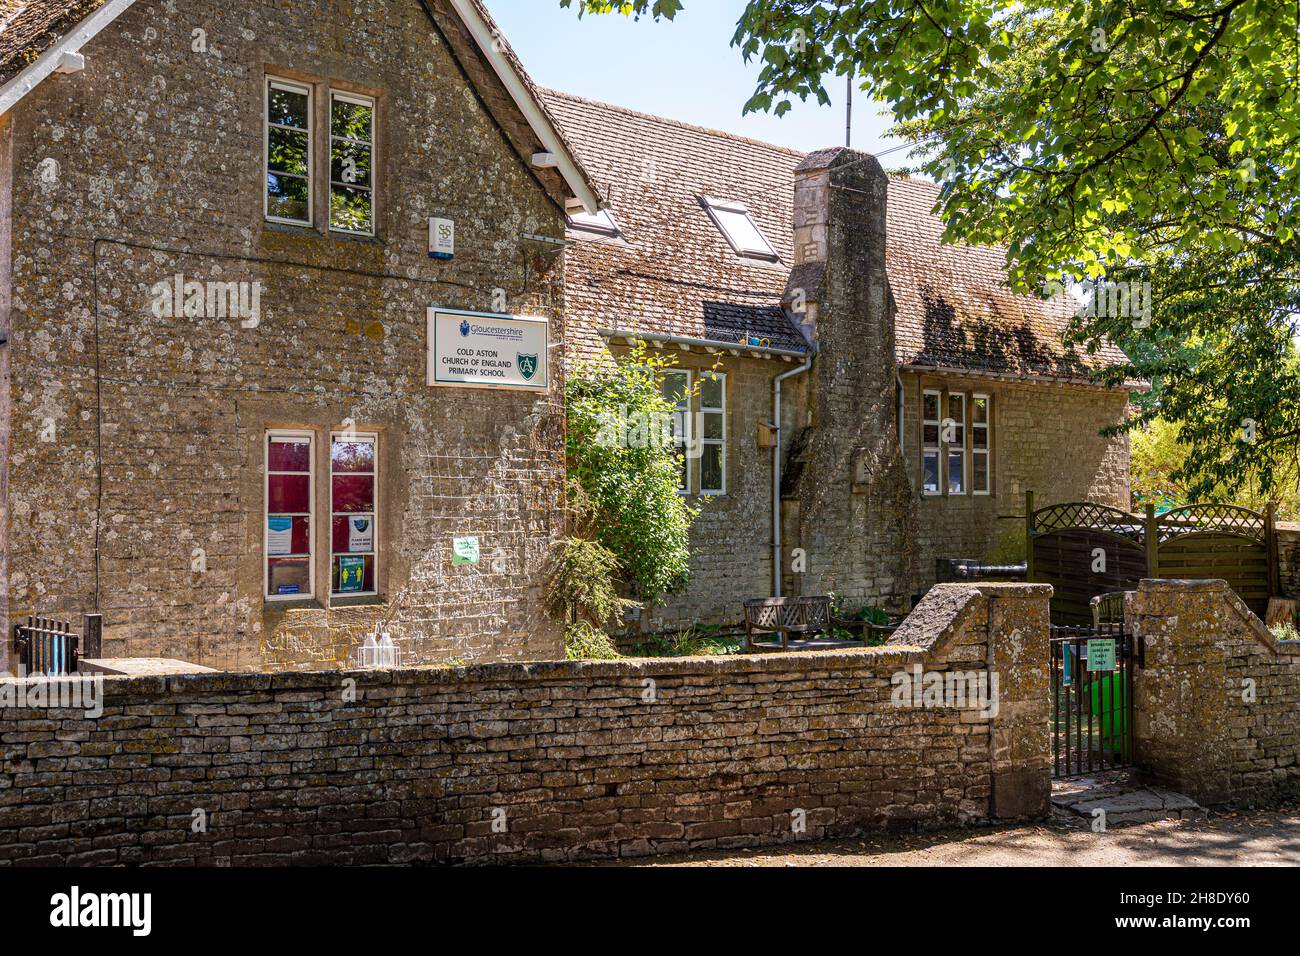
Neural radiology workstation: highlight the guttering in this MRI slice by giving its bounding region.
[447,0,603,215]
[599,327,808,362]
[772,353,814,596]
[0,0,138,116]
[900,362,1144,392]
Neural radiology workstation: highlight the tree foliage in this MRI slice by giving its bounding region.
[560,0,1300,498]
[565,341,698,605]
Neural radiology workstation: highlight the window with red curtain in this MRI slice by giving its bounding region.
[330,433,377,595]
[266,432,313,599]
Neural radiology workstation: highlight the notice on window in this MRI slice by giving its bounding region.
[452,537,480,567]
[427,308,549,391]
[348,516,373,553]
[267,516,293,556]
[338,556,365,593]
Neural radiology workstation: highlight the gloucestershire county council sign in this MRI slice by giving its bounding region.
[427,308,549,391]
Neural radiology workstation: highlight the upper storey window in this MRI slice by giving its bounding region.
[330,92,375,236]
[266,79,313,226]
[702,197,779,262]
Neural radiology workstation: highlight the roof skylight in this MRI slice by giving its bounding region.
[567,207,621,238]
[702,197,778,262]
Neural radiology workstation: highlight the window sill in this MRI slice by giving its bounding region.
[263,597,324,612]
[329,229,382,246]
[328,594,387,610]
[264,219,319,239]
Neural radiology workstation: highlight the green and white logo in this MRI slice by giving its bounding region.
[517,353,539,381]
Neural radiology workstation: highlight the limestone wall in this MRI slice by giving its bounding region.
[0,583,1050,865]
[3,0,567,669]
[1131,579,1300,805]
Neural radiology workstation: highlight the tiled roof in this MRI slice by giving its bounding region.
[541,89,808,360]
[544,88,1131,381]
[0,0,111,85]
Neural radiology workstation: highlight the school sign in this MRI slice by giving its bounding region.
[427,308,549,391]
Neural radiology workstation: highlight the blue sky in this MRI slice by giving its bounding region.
[486,0,898,155]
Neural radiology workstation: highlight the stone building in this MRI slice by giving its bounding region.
[0,0,603,671]
[544,91,1134,629]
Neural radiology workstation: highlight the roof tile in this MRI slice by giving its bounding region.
[544,88,1130,381]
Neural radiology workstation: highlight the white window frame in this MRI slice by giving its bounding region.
[662,370,693,495]
[699,371,727,496]
[328,90,376,237]
[972,393,991,496]
[701,197,779,262]
[946,392,967,496]
[265,429,315,602]
[265,77,314,227]
[330,431,379,598]
[567,208,621,238]
[921,388,942,496]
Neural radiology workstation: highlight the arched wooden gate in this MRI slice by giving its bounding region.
[1027,494,1277,624]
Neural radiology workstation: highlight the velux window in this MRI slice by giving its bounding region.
[266,79,313,225]
[266,432,314,599]
[567,208,621,238]
[702,197,779,262]
[329,92,375,235]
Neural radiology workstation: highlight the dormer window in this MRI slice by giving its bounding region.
[702,197,778,262]
[567,207,621,239]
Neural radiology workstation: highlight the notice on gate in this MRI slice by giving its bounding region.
[427,308,549,391]
[1086,638,1118,672]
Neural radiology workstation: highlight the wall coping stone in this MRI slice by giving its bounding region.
[1136,578,1300,657]
[0,645,933,698]
[888,582,1051,655]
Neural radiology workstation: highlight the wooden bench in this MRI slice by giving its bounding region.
[743,596,833,651]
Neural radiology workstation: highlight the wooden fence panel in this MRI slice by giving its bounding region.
[1157,532,1271,618]
[1032,530,1147,624]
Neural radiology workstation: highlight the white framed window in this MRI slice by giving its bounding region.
[330,432,378,596]
[972,394,991,495]
[329,91,375,235]
[567,208,621,238]
[700,372,726,495]
[922,389,942,495]
[661,370,692,494]
[266,78,313,226]
[946,393,967,495]
[702,197,779,261]
[266,430,315,600]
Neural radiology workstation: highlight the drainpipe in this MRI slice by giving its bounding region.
[773,353,815,596]
[896,370,905,448]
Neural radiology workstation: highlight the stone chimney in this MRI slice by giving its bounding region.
[779,148,919,610]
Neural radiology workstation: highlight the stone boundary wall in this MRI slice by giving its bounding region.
[1274,522,1300,598]
[0,584,1050,865]
[1131,579,1300,806]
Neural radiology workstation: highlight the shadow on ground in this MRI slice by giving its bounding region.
[590,806,1300,867]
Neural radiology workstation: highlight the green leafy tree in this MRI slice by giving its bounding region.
[565,341,698,606]
[560,0,1300,498]
[1131,416,1300,518]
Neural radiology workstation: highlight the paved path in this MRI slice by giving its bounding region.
[616,807,1300,867]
